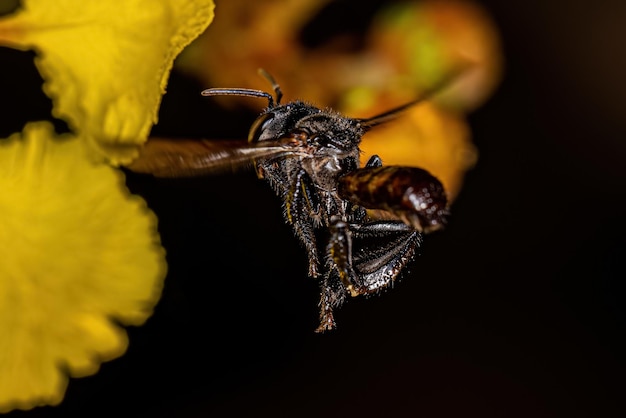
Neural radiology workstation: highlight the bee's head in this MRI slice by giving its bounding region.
[202,69,363,153]
[248,103,364,155]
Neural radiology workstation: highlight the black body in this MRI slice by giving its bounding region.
[127,72,450,332]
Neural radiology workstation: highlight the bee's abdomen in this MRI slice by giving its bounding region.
[338,166,449,233]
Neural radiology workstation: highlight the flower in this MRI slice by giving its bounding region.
[0,0,215,411]
[0,123,165,411]
[0,0,215,165]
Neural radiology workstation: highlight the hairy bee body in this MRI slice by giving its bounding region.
[128,71,451,332]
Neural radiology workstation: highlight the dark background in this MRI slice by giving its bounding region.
[3,0,626,417]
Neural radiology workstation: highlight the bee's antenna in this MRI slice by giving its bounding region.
[257,68,283,105]
[200,68,283,108]
[357,63,472,129]
[201,87,275,108]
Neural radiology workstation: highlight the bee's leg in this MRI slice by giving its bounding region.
[317,220,419,331]
[315,216,366,332]
[285,170,320,277]
[350,221,421,292]
[326,215,366,297]
[365,154,383,168]
[315,270,346,333]
[292,218,320,277]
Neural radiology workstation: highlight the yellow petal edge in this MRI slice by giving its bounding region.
[0,122,167,412]
[0,0,216,165]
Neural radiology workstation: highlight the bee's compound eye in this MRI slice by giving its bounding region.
[248,112,275,143]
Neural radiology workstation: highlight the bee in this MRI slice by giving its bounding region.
[127,70,451,332]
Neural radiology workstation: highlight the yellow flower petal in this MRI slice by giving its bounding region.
[0,122,166,412]
[0,0,215,164]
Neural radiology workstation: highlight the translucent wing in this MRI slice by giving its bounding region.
[125,137,297,177]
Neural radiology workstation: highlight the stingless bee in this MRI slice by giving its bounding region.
[128,70,453,332]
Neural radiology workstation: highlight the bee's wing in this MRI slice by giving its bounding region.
[125,137,294,177]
